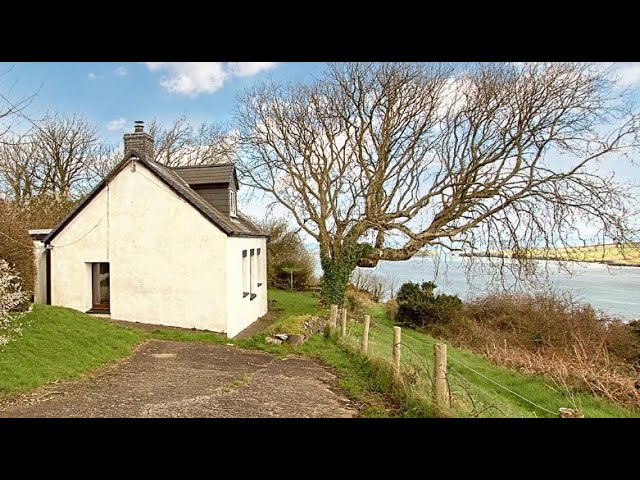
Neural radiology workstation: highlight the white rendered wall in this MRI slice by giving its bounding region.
[49,161,228,332]
[225,236,268,337]
[32,240,47,304]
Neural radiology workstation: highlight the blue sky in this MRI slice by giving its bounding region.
[1,62,639,231]
[0,62,323,144]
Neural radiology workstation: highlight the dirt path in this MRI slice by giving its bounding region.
[0,340,357,418]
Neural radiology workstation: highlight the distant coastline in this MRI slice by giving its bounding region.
[459,244,640,268]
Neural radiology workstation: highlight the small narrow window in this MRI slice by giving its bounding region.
[249,249,256,300]
[257,248,262,287]
[91,263,110,312]
[242,250,249,297]
[230,190,237,217]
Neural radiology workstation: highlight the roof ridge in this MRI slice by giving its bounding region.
[43,150,265,244]
[171,162,235,170]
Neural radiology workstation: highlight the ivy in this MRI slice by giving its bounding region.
[320,242,374,305]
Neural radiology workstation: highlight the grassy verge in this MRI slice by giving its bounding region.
[146,289,638,417]
[0,305,146,397]
[339,304,638,418]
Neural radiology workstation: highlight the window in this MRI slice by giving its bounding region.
[242,250,249,297]
[257,248,262,287]
[249,249,256,300]
[91,263,110,312]
[230,190,237,217]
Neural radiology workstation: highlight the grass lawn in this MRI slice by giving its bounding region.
[339,304,638,418]
[4,290,634,418]
[0,305,146,397]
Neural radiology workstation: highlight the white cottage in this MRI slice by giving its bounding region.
[30,121,268,338]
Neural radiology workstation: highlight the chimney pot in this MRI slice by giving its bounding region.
[123,120,154,159]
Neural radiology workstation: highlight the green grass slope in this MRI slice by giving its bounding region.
[0,305,146,397]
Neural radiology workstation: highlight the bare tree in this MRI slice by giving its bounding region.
[0,67,38,198]
[236,62,640,304]
[0,66,37,147]
[350,269,385,302]
[351,269,400,301]
[0,136,40,204]
[384,272,399,299]
[32,112,101,198]
[149,115,236,167]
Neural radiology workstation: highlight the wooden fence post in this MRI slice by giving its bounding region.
[329,304,338,329]
[341,308,347,337]
[361,314,370,354]
[392,326,401,377]
[433,343,449,407]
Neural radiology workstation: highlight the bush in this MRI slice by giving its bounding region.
[448,291,640,408]
[20,193,79,229]
[350,269,384,302]
[386,298,399,321]
[0,259,30,345]
[0,200,35,299]
[395,281,463,328]
[344,285,376,314]
[258,216,316,290]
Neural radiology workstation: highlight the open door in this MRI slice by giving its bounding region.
[91,263,110,312]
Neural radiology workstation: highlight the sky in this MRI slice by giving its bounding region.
[1,62,640,243]
[0,62,323,144]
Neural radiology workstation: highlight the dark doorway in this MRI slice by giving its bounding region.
[91,263,110,312]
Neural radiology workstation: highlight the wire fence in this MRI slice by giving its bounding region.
[334,307,571,418]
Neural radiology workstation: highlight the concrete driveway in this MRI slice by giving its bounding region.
[0,340,357,418]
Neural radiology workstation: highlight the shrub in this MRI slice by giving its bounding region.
[386,298,399,321]
[0,200,35,299]
[448,291,640,408]
[0,259,30,345]
[20,193,79,229]
[350,269,384,302]
[395,281,463,328]
[258,216,316,290]
[344,285,377,314]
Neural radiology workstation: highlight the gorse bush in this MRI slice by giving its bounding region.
[396,281,463,328]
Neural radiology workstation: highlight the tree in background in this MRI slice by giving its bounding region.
[350,269,399,302]
[0,139,40,205]
[148,115,237,167]
[31,112,103,198]
[237,62,640,304]
[258,216,316,291]
[0,200,35,297]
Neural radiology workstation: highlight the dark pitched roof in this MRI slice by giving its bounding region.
[43,151,266,244]
[172,164,239,189]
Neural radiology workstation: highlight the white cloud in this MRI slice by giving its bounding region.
[614,63,640,88]
[227,62,277,78]
[106,117,127,132]
[144,62,278,97]
[88,72,101,80]
[115,66,128,77]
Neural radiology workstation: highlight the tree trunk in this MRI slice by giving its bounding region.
[320,241,373,305]
[320,255,353,305]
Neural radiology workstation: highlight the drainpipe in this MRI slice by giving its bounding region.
[45,243,52,305]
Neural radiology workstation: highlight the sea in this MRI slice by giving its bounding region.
[315,255,640,321]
